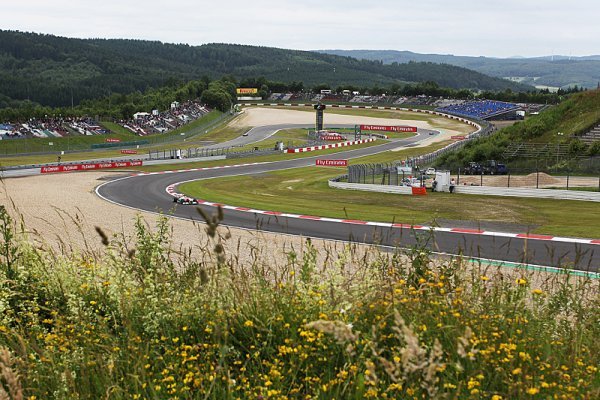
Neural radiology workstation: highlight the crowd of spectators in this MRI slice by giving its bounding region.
[0,117,107,140]
[436,100,520,119]
[265,93,471,107]
[267,93,305,102]
[119,101,210,136]
[0,101,211,140]
[349,95,387,103]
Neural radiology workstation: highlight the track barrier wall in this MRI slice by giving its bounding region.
[40,160,143,174]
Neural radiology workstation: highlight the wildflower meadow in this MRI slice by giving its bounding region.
[0,205,598,399]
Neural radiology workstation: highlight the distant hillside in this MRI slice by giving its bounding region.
[318,50,600,89]
[0,30,530,108]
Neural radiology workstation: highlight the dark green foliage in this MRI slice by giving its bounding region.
[568,139,589,156]
[587,141,600,156]
[0,30,529,109]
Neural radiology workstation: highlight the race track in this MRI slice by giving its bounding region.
[97,125,599,272]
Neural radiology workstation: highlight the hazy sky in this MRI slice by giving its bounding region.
[3,0,598,57]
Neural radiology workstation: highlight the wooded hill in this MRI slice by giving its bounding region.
[0,30,531,108]
[318,50,600,90]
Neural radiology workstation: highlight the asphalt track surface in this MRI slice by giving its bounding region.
[97,126,599,272]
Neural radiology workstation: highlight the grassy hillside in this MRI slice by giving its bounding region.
[319,50,600,89]
[435,89,600,169]
[0,30,530,108]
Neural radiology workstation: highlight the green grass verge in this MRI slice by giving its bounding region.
[179,157,600,238]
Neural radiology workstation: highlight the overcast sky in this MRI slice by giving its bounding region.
[3,0,598,57]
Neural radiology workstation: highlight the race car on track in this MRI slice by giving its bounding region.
[173,196,198,205]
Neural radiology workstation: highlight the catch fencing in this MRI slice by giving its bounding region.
[455,168,600,191]
[346,162,600,192]
[348,163,418,186]
[147,145,281,161]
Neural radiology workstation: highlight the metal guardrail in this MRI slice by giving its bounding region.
[454,186,600,202]
[330,180,600,202]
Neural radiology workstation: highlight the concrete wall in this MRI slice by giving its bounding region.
[454,185,600,202]
[330,180,600,202]
[329,180,414,195]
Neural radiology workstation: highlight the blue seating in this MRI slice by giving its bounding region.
[436,100,520,119]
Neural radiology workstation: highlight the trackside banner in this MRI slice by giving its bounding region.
[316,159,348,167]
[41,160,143,174]
[320,135,345,141]
[236,88,258,94]
[451,135,466,140]
[360,125,417,133]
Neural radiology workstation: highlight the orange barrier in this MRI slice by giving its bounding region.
[411,187,427,196]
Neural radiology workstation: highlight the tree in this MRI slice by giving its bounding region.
[201,89,231,112]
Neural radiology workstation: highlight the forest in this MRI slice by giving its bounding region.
[0,30,531,108]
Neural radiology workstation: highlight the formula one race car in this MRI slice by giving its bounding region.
[173,196,199,205]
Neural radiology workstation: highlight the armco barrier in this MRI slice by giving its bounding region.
[330,180,600,202]
[91,140,149,149]
[287,138,375,153]
[454,186,600,202]
[40,160,143,174]
[329,180,414,195]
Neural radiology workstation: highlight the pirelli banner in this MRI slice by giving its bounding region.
[236,88,258,94]
[360,124,417,133]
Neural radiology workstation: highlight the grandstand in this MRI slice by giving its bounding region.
[502,143,570,159]
[436,100,521,120]
[120,101,210,136]
[0,118,107,140]
[576,123,600,144]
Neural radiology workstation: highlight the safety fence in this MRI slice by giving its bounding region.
[348,163,419,186]
[345,162,600,192]
[454,169,600,191]
[147,145,282,161]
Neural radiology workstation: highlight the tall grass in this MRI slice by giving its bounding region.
[0,205,598,399]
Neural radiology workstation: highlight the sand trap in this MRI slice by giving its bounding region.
[232,107,435,130]
[231,107,474,152]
